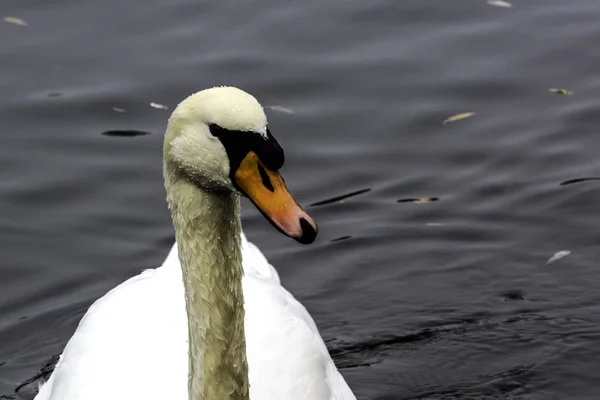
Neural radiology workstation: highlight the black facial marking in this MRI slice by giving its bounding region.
[257,164,274,192]
[208,124,284,189]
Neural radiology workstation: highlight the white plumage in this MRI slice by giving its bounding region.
[36,234,355,400]
[35,86,356,400]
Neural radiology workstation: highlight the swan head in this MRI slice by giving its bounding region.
[164,86,318,244]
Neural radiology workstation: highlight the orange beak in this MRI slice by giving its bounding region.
[234,152,318,244]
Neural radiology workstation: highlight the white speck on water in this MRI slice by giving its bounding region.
[487,0,513,7]
[265,105,295,114]
[546,250,571,265]
[4,17,28,26]
[443,112,475,125]
[150,102,169,110]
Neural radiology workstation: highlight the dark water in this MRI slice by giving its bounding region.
[2,0,600,398]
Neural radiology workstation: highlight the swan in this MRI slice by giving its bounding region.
[34,86,356,400]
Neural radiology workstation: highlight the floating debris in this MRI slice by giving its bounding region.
[426,222,445,226]
[310,188,371,207]
[397,197,439,203]
[487,0,513,7]
[111,107,127,113]
[149,102,169,110]
[546,250,571,265]
[102,130,151,137]
[559,177,600,186]
[265,105,295,114]
[549,88,573,95]
[331,236,352,243]
[3,17,28,26]
[47,93,62,98]
[443,112,475,125]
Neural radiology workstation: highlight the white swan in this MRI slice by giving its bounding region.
[35,86,356,400]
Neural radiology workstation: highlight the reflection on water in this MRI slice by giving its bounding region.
[3,0,600,399]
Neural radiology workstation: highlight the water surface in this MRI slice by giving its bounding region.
[2,0,600,399]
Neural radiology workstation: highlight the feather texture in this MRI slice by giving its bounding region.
[35,232,355,400]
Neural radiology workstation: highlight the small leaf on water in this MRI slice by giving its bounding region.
[397,197,439,203]
[149,102,169,110]
[549,88,573,95]
[487,0,513,7]
[111,107,126,113]
[546,250,571,265]
[4,17,28,26]
[265,105,295,114]
[443,112,475,125]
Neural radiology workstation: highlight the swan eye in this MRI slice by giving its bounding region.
[207,123,285,191]
[257,164,274,192]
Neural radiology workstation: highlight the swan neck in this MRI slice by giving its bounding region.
[165,169,248,400]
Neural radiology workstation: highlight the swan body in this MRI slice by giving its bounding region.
[35,87,356,400]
